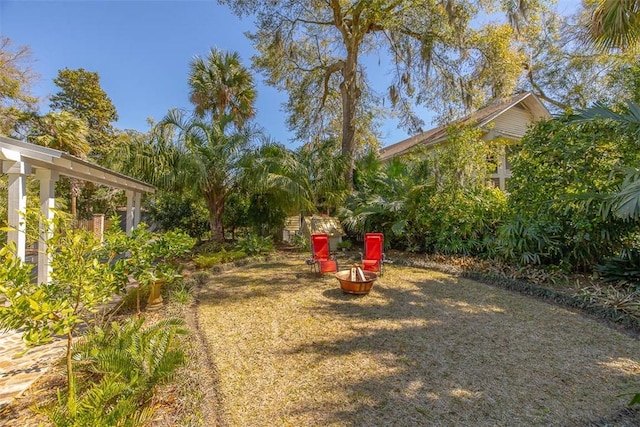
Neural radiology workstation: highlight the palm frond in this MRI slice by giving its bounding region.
[587,0,640,50]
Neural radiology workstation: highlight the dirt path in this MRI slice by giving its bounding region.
[196,257,640,426]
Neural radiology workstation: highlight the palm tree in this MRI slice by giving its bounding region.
[341,155,422,237]
[188,48,256,128]
[576,100,640,219]
[587,0,640,50]
[159,109,256,242]
[295,139,348,215]
[235,138,349,238]
[239,141,313,216]
[31,111,90,218]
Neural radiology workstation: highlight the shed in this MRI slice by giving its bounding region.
[282,215,302,242]
[301,215,346,251]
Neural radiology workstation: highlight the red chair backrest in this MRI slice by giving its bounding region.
[364,233,383,260]
[311,234,330,260]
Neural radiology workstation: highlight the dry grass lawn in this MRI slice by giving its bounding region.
[197,255,640,426]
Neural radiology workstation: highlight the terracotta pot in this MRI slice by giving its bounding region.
[335,270,377,295]
[146,279,166,311]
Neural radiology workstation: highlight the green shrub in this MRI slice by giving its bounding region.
[147,190,209,239]
[165,277,196,305]
[193,249,248,268]
[493,214,563,266]
[416,185,507,256]
[344,125,505,256]
[168,283,195,305]
[505,116,640,270]
[289,233,309,252]
[36,376,154,427]
[193,240,235,254]
[0,210,129,416]
[73,317,187,389]
[337,239,352,250]
[40,317,188,426]
[597,249,640,288]
[104,224,195,314]
[235,233,274,256]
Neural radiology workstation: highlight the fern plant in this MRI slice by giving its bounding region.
[51,317,188,425]
[597,248,640,289]
[36,376,154,427]
[73,317,188,392]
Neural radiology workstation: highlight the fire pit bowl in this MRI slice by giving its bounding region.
[335,270,378,295]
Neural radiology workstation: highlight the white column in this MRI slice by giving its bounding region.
[35,169,58,284]
[133,191,142,228]
[125,190,134,236]
[3,160,29,261]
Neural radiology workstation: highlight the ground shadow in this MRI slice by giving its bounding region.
[198,258,640,426]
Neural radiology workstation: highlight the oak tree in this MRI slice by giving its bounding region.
[50,68,118,161]
[0,36,38,137]
[520,9,639,111]
[220,0,545,186]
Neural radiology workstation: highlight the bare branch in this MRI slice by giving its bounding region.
[525,65,569,110]
[322,60,345,107]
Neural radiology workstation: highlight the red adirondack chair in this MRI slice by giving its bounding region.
[361,233,385,275]
[310,233,338,275]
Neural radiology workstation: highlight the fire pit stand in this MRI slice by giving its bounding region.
[335,268,378,295]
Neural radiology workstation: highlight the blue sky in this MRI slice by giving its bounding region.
[1,0,406,148]
[0,0,580,149]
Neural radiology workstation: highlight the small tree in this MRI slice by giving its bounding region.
[0,210,128,415]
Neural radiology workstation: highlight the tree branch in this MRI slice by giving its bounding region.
[322,60,345,107]
[526,66,569,110]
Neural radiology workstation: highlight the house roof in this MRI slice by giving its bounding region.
[302,215,346,237]
[379,91,550,161]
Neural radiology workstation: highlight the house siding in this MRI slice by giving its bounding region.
[379,92,551,191]
[491,107,534,137]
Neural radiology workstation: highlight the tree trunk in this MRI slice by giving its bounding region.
[66,331,76,416]
[204,191,225,242]
[70,178,80,219]
[340,28,360,189]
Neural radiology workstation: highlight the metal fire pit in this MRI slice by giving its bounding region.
[335,270,378,295]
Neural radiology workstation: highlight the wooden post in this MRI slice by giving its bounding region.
[35,169,58,284]
[3,159,30,262]
[125,190,134,236]
[92,214,105,242]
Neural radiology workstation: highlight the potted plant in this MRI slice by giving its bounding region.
[144,230,194,310]
[105,224,194,313]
